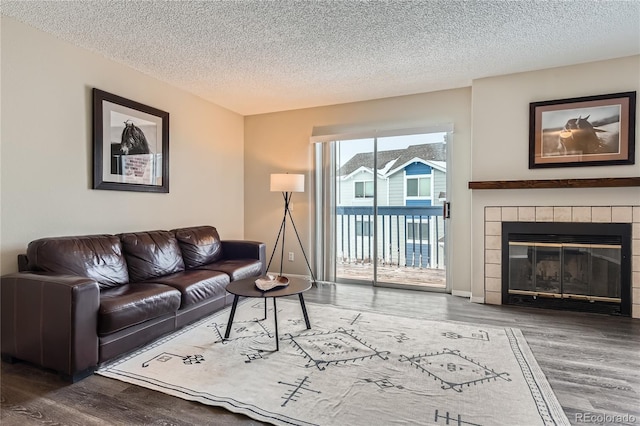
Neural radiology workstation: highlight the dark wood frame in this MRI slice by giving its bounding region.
[93,88,169,193]
[529,91,635,169]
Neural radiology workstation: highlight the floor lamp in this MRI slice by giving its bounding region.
[268,173,316,282]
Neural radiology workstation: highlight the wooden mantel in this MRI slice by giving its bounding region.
[468,177,640,190]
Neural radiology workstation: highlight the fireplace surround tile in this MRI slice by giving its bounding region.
[485,207,502,221]
[485,221,501,236]
[612,206,633,222]
[485,264,501,279]
[572,206,592,222]
[502,207,518,221]
[535,206,554,222]
[484,205,638,318]
[553,207,572,222]
[486,277,501,292]
[485,291,501,305]
[486,235,501,250]
[592,206,612,222]
[485,249,501,264]
[518,207,535,221]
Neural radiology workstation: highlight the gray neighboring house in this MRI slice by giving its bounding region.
[336,143,446,269]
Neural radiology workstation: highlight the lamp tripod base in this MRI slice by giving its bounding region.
[267,191,316,283]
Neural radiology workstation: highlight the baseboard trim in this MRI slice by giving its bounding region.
[471,296,485,304]
[451,290,471,298]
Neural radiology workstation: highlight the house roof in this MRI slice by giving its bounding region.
[337,143,446,177]
[387,158,447,176]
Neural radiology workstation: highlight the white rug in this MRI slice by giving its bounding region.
[98,298,569,426]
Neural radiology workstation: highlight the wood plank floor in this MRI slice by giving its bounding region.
[2,283,639,425]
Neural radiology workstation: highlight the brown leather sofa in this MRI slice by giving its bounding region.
[1,225,265,382]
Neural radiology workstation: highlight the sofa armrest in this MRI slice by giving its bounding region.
[222,240,266,274]
[1,272,100,381]
[17,253,29,272]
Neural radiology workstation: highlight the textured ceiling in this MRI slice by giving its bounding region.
[2,1,639,115]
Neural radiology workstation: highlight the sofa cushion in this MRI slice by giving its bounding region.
[149,269,230,308]
[27,235,129,289]
[98,283,181,336]
[173,225,223,269]
[198,259,263,281]
[119,230,185,282]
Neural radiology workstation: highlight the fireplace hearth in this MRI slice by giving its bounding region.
[502,222,631,316]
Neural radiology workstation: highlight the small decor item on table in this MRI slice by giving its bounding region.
[255,274,289,291]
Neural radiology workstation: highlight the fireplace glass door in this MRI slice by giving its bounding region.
[508,241,621,302]
[563,244,621,300]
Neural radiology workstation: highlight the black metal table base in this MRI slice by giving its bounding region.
[223,294,311,351]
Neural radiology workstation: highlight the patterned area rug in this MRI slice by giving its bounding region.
[98,298,569,426]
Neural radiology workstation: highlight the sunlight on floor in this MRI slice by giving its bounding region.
[337,263,445,288]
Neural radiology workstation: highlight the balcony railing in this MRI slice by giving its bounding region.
[335,206,444,270]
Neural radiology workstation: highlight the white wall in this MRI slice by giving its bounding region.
[0,18,246,274]
[470,56,640,301]
[244,88,472,294]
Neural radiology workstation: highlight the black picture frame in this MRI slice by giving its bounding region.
[529,91,636,168]
[93,88,169,192]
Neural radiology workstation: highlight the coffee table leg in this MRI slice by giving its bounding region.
[264,298,267,320]
[224,295,240,339]
[299,293,311,329]
[273,297,279,351]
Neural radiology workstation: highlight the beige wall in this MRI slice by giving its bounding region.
[244,56,639,300]
[470,55,640,301]
[244,88,472,294]
[0,18,246,274]
[3,17,637,303]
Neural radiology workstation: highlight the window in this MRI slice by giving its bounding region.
[356,219,373,236]
[354,181,374,198]
[406,176,431,198]
[407,221,429,242]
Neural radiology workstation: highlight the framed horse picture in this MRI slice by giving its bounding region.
[529,92,636,168]
[93,88,170,192]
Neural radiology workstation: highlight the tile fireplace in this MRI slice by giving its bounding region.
[483,206,639,318]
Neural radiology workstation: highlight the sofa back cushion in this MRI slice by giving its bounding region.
[173,226,223,269]
[27,235,129,289]
[119,230,185,282]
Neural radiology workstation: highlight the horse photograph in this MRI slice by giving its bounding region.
[540,105,621,157]
[529,92,635,168]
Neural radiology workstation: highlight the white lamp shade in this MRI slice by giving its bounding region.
[270,173,304,192]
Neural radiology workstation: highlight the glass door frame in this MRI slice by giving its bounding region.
[313,125,452,293]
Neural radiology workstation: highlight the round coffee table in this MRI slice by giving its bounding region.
[224,276,312,351]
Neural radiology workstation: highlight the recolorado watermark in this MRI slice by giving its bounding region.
[575,412,637,424]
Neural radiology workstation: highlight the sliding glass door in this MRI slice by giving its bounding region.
[335,138,375,284]
[317,131,448,290]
